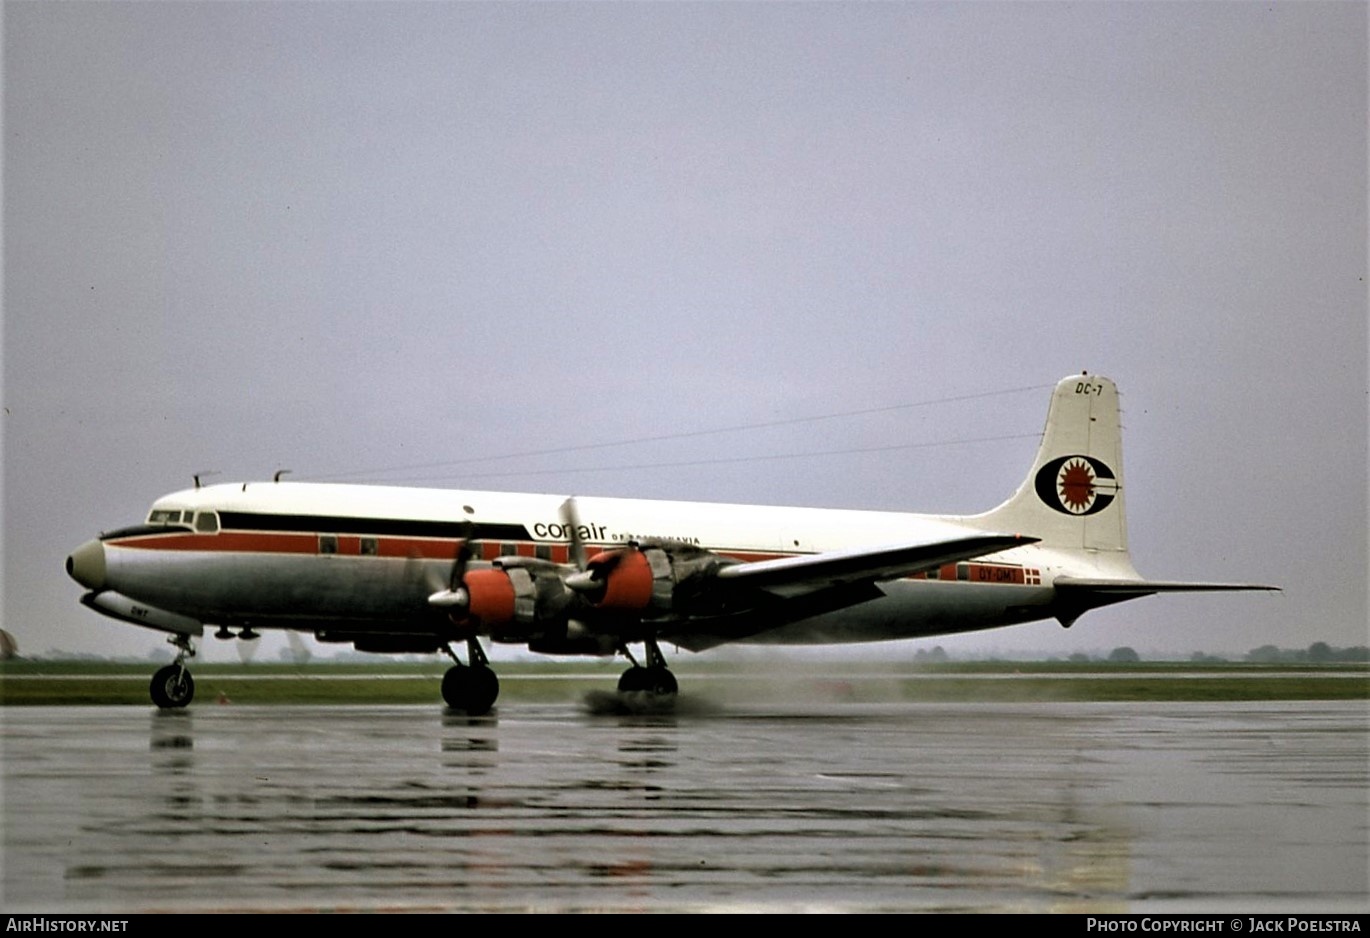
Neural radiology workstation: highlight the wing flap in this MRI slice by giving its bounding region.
[715,533,1038,596]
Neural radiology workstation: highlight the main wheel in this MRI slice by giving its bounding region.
[463,665,499,715]
[618,665,649,692]
[644,666,678,697]
[618,665,677,696]
[442,665,499,715]
[150,665,194,709]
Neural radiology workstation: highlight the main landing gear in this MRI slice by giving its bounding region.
[617,638,678,698]
[442,637,499,715]
[150,633,196,709]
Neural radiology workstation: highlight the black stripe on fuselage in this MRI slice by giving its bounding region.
[100,523,192,541]
[216,511,530,541]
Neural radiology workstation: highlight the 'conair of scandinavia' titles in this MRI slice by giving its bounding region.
[66,375,1276,712]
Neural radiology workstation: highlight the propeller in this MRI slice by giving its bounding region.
[560,497,588,571]
[560,496,648,605]
[427,520,476,609]
[562,495,618,598]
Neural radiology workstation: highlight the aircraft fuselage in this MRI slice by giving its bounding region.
[69,484,1076,649]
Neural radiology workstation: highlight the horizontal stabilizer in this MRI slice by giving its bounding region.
[1049,576,1279,629]
[1054,577,1281,597]
[716,533,1038,596]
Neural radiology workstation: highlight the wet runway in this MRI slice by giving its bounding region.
[3,699,1366,912]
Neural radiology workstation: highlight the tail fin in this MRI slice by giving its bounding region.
[976,375,1278,620]
[973,375,1129,556]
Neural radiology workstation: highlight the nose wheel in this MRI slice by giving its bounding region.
[441,637,499,715]
[150,664,194,708]
[150,634,196,708]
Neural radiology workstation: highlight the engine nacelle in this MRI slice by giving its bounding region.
[450,560,572,641]
[460,568,524,625]
[450,544,733,643]
[584,547,673,613]
[578,542,730,616]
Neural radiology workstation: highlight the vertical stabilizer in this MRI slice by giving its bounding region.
[972,375,1128,556]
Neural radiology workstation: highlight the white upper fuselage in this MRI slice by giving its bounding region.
[152,481,995,558]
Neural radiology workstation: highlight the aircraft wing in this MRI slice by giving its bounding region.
[715,533,1038,597]
[656,532,1038,652]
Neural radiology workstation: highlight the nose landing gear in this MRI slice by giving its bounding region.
[150,634,196,709]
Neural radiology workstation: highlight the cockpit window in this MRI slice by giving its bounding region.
[194,511,219,534]
[148,509,186,525]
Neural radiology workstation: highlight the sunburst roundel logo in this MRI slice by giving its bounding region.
[1033,455,1118,516]
[1057,458,1097,513]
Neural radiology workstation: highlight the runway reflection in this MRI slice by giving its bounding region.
[3,701,1365,912]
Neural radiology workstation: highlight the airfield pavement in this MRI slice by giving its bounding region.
[2,695,1366,913]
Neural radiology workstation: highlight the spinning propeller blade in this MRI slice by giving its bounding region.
[560,497,587,571]
[428,520,476,608]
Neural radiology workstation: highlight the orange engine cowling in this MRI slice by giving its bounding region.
[585,547,672,613]
[460,568,517,624]
[449,564,546,640]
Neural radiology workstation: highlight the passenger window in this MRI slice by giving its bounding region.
[195,511,219,533]
[319,535,338,555]
[535,545,551,561]
[360,537,378,556]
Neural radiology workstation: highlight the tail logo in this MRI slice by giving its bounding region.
[1035,455,1118,516]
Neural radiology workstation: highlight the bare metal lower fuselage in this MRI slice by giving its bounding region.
[82,540,1063,648]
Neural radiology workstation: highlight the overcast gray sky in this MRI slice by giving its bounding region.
[4,1,1365,662]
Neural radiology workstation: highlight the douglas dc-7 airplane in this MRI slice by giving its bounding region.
[66,374,1274,712]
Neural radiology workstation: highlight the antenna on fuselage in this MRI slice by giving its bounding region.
[274,469,292,482]
[193,471,219,489]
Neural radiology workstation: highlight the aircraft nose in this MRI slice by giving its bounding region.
[66,539,106,590]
